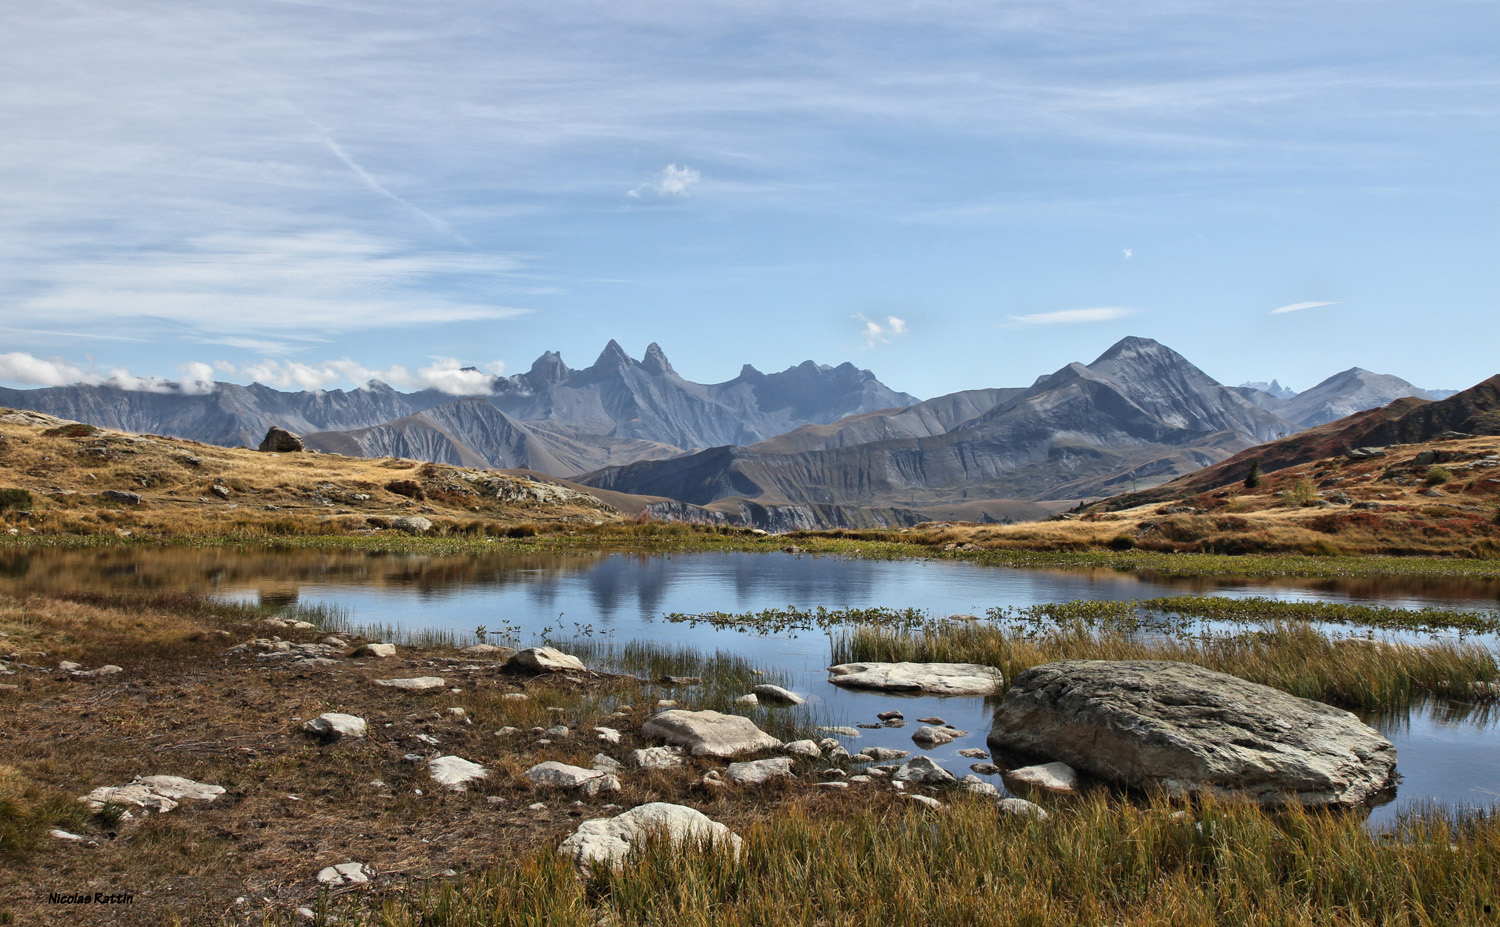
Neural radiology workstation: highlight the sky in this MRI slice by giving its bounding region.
[0,0,1496,401]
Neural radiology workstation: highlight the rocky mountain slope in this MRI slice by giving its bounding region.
[579,337,1293,513]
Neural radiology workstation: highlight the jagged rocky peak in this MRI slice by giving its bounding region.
[738,364,763,379]
[592,339,634,370]
[641,342,675,376]
[526,350,570,385]
[1240,379,1297,399]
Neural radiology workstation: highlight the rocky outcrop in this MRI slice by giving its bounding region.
[258,426,305,452]
[827,662,1004,696]
[558,802,743,871]
[987,660,1398,808]
[639,709,782,758]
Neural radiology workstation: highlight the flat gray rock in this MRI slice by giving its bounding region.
[827,662,1003,696]
[558,802,742,871]
[506,647,587,673]
[726,757,795,785]
[524,761,621,796]
[640,709,781,758]
[80,775,225,813]
[303,712,368,739]
[912,725,966,747]
[1004,761,1079,795]
[892,756,955,785]
[752,684,805,705]
[988,660,1397,808]
[428,756,487,791]
[375,676,445,691]
[631,746,685,769]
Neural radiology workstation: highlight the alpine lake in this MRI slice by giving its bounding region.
[5,545,1497,827]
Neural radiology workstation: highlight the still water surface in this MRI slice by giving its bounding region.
[6,547,1497,825]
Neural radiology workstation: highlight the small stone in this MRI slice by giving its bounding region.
[506,647,587,673]
[751,684,804,705]
[501,692,529,701]
[969,763,1001,775]
[911,726,966,747]
[782,739,820,758]
[375,676,445,691]
[917,717,946,725]
[351,643,397,658]
[726,757,795,785]
[542,725,570,739]
[594,727,622,744]
[447,707,467,718]
[892,756,956,785]
[876,710,905,722]
[904,794,943,809]
[591,754,624,773]
[733,694,759,707]
[1004,761,1080,795]
[524,761,621,797]
[303,712,368,739]
[427,756,487,791]
[996,798,1050,822]
[957,748,989,759]
[316,862,372,886]
[632,746,685,769]
[817,781,850,790]
[862,747,910,761]
[816,726,860,738]
[960,775,999,796]
[210,484,231,499]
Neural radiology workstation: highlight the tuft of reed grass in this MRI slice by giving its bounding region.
[830,619,1500,709]
[295,792,1500,927]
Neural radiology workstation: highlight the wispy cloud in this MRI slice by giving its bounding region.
[1271,300,1339,315]
[8,231,533,338]
[628,164,701,198]
[856,313,909,348]
[1008,307,1134,326]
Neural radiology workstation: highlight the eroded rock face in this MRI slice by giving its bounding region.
[640,709,781,758]
[987,660,1397,808]
[558,802,742,871]
[827,662,1004,696]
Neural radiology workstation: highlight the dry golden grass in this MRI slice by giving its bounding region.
[0,409,622,542]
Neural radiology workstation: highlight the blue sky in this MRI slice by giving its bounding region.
[1,0,1495,400]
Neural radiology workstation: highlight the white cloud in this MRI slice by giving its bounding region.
[1008,307,1134,325]
[227,355,505,395]
[177,362,218,394]
[856,314,909,348]
[0,352,87,387]
[1271,301,1339,315]
[1123,249,1134,260]
[627,164,701,198]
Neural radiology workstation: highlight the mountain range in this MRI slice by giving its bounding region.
[0,337,1444,528]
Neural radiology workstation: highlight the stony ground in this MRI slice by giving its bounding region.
[0,601,921,927]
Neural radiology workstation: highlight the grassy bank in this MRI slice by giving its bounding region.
[300,792,1500,927]
[830,620,1499,710]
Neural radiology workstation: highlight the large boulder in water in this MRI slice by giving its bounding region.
[987,660,1397,808]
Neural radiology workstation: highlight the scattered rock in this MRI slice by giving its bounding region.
[427,756,487,791]
[1004,761,1079,795]
[209,484,231,499]
[960,775,999,796]
[751,684,804,706]
[525,761,621,796]
[391,516,433,534]
[862,747,910,761]
[631,746,686,769]
[969,763,1001,775]
[303,712,368,739]
[506,647,587,673]
[316,862,371,886]
[816,726,860,738]
[100,490,142,506]
[351,643,397,659]
[892,756,956,785]
[988,660,1398,808]
[876,710,905,722]
[903,794,943,809]
[957,748,989,759]
[733,693,759,708]
[558,802,742,871]
[595,727,622,744]
[917,716,946,725]
[726,757,795,785]
[912,726,966,747]
[592,754,624,773]
[996,798,1050,821]
[827,662,1003,696]
[375,676,446,691]
[258,427,305,453]
[640,709,782,758]
[461,644,512,656]
[80,775,225,813]
[781,739,821,758]
[659,675,701,685]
